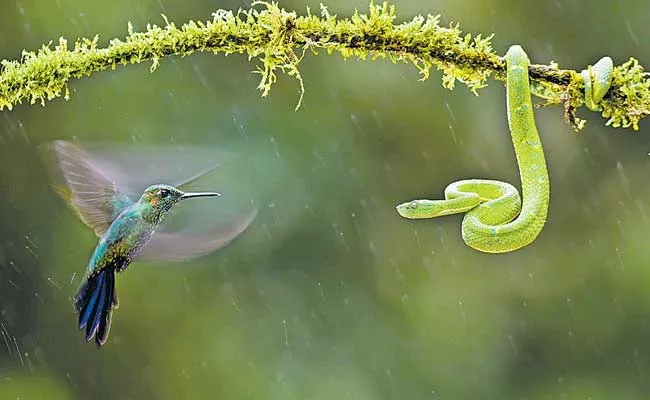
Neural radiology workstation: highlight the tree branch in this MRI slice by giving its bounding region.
[1,2,648,130]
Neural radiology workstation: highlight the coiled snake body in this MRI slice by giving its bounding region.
[396,45,613,253]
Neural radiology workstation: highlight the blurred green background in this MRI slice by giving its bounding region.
[2,0,650,399]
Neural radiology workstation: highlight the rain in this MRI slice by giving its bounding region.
[1,0,650,399]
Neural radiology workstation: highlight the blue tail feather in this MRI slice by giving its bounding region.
[74,268,117,346]
[78,273,103,330]
[86,276,107,341]
[96,270,114,346]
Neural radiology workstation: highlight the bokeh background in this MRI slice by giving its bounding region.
[2,0,650,398]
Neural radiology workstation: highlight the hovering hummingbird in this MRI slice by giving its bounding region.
[48,140,256,346]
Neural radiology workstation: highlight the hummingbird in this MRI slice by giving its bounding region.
[48,140,256,346]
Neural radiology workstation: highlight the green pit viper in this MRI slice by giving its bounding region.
[396,45,613,253]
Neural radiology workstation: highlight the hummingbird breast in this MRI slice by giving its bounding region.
[87,209,158,275]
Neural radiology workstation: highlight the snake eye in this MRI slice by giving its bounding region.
[159,188,170,198]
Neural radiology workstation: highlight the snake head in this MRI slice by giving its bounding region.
[396,199,447,219]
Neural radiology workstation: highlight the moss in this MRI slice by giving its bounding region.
[1,2,649,130]
[598,58,650,130]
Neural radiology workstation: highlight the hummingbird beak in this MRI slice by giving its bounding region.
[180,191,221,200]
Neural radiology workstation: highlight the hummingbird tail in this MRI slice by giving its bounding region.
[74,268,118,347]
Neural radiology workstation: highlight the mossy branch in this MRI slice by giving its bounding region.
[1,1,648,130]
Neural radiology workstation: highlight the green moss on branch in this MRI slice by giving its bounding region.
[1,2,648,130]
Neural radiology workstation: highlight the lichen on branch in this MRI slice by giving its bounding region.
[0,1,649,130]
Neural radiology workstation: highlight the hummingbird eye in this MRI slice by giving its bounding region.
[159,188,170,198]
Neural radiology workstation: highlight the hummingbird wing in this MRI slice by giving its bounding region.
[82,143,231,194]
[137,208,257,261]
[51,141,133,236]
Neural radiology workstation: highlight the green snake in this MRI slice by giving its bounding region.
[396,45,613,253]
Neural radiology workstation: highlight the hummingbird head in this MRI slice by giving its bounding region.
[139,184,221,224]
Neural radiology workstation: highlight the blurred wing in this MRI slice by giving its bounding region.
[137,209,257,261]
[52,141,133,236]
[84,144,232,194]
